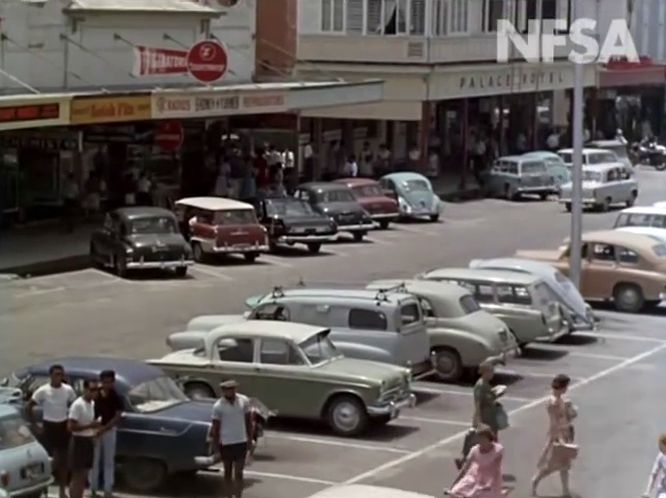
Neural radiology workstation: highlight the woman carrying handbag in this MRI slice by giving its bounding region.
[531,374,579,497]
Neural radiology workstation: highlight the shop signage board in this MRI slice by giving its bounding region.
[187,40,228,83]
[0,97,70,131]
[132,41,228,83]
[70,96,151,125]
[151,91,287,119]
[132,46,189,77]
[154,121,184,152]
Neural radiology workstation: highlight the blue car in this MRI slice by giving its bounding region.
[0,404,52,498]
[379,172,442,221]
[1,357,219,493]
[522,151,571,189]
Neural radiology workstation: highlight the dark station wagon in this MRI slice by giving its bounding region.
[257,196,338,254]
[294,182,376,241]
[1,358,219,493]
[335,178,399,229]
[90,207,193,278]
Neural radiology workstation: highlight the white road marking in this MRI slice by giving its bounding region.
[411,384,531,403]
[496,369,583,381]
[565,351,628,361]
[244,470,336,486]
[15,286,66,298]
[576,331,666,343]
[190,265,235,281]
[394,225,440,237]
[343,341,666,485]
[399,415,469,427]
[266,432,410,454]
[259,256,295,269]
[365,237,395,246]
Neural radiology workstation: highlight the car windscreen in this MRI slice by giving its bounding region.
[127,376,189,413]
[532,282,558,311]
[353,184,384,197]
[300,333,340,365]
[583,170,603,182]
[266,199,315,217]
[520,162,547,174]
[402,179,430,192]
[316,189,356,203]
[129,216,178,234]
[459,294,482,314]
[400,302,422,325]
[213,209,257,225]
[615,213,666,229]
[559,152,572,164]
[0,413,35,450]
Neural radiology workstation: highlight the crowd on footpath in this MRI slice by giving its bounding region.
[17,360,666,498]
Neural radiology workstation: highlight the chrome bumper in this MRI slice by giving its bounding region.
[127,259,194,269]
[211,245,269,253]
[337,223,377,232]
[367,393,417,418]
[9,477,52,497]
[370,213,399,220]
[558,197,598,205]
[516,186,551,193]
[194,453,222,467]
[659,292,666,301]
[536,321,571,343]
[277,234,336,244]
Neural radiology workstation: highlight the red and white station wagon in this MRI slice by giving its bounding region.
[175,197,269,263]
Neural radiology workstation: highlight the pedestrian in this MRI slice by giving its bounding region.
[642,433,666,498]
[136,171,152,206]
[376,143,392,177]
[531,374,578,497]
[516,132,527,154]
[90,370,124,498]
[27,364,76,498]
[303,141,315,181]
[214,158,232,198]
[239,159,258,209]
[360,141,374,177]
[472,134,488,187]
[68,379,101,498]
[445,425,507,498]
[210,380,253,498]
[62,173,80,232]
[546,128,561,151]
[344,155,359,177]
[616,128,628,145]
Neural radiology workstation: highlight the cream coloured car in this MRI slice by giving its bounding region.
[558,164,638,212]
[306,485,434,498]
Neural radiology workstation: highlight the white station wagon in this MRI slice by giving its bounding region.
[558,164,638,212]
[613,205,666,244]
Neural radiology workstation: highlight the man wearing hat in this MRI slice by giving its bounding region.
[210,379,253,498]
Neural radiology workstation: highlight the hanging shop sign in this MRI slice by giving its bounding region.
[70,95,152,125]
[0,97,70,131]
[154,121,184,152]
[151,91,287,119]
[132,41,228,84]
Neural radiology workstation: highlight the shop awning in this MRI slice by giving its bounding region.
[0,93,72,132]
[598,58,666,87]
[300,101,421,121]
[63,0,219,16]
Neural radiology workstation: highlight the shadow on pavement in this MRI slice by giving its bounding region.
[520,347,569,361]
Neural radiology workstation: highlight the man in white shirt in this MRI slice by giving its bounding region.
[28,364,76,498]
[547,129,561,150]
[344,155,359,178]
[68,380,101,498]
[210,380,253,498]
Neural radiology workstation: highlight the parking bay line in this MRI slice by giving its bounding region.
[343,341,666,485]
[189,265,235,281]
[576,331,666,344]
[400,415,469,427]
[245,470,336,486]
[411,383,531,403]
[15,286,66,298]
[266,432,411,454]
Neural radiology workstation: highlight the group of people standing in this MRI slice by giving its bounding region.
[26,365,122,498]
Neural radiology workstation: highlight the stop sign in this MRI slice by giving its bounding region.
[187,40,228,83]
[154,121,184,152]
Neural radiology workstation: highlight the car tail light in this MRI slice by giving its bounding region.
[1,471,9,487]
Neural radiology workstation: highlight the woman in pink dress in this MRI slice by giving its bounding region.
[445,426,507,498]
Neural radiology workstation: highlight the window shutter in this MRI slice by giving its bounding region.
[367,0,383,33]
[410,0,426,34]
[322,0,332,31]
[347,0,364,33]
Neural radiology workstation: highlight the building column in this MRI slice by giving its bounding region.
[460,99,469,191]
[532,92,539,150]
[589,87,599,139]
[313,118,323,181]
[419,101,431,173]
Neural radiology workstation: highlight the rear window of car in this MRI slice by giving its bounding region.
[213,209,257,225]
[559,152,572,163]
[520,162,547,174]
[129,216,178,234]
[497,284,532,305]
[317,190,355,203]
[348,309,388,330]
[353,185,384,197]
[0,414,35,450]
[459,295,481,314]
[400,303,421,325]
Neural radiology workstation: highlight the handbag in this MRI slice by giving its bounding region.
[552,441,579,461]
[495,402,510,430]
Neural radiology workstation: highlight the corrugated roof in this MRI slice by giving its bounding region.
[64,0,219,15]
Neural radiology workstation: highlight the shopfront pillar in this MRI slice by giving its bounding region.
[419,101,431,172]
[460,99,469,190]
[313,117,323,181]
[588,87,599,138]
[531,92,539,150]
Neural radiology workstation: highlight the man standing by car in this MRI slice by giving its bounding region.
[68,380,101,498]
[210,380,253,498]
[27,364,77,498]
[90,370,124,498]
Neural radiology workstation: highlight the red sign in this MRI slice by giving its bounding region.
[187,40,228,83]
[132,46,188,77]
[154,121,184,152]
[0,103,60,123]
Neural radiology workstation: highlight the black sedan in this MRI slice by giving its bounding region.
[293,182,376,242]
[90,207,193,278]
[258,196,337,253]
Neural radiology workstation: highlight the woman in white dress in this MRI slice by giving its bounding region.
[643,434,666,498]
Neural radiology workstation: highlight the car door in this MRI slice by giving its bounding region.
[581,242,618,299]
[204,336,263,399]
[250,338,323,418]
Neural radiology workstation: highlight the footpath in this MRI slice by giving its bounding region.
[0,175,481,277]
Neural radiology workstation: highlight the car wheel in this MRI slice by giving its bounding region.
[353,231,365,242]
[656,159,666,171]
[539,192,549,201]
[175,266,187,277]
[613,283,645,313]
[326,394,368,437]
[599,197,611,212]
[432,347,463,382]
[626,191,638,207]
[371,414,392,427]
[244,252,258,263]
[565,202,572,212]
[379,220,390,229]
[121,458,167,492]
[192,242,205,263]
[115,254,127,278]
[184,382,215,400]
[307,243,321,254]
[429,214,440,222]
[268,240,278,252]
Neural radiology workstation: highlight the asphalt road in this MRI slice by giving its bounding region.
[2,167,666,498]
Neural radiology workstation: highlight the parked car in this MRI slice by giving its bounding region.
[558,147,629,173]
[482,156,555,200]
[1,357,219,492]
[416,268,569,346]
[256,196,337,254]
[586,140,633,173]
[151,321,415,437]
[365,279,518,381]
[613,206,666,243]
[558,164,638,212]
[172,287,434,379]
[293,183,376,241]
[379,172,442,221]
[90,207,193,278]
[516,230,666,313]
[174,197,269,263]
[334,178,399,229]
[522,151,571,188]
[0,404,52,498]
[469,258,597,331]
[306,485,435,498]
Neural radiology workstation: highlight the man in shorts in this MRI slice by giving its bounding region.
[67,380,101,498]
[27,364,76,498]
[210,380,253,498]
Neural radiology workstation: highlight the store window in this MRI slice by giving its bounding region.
[321,0,345,32]
[366,0,426,35]
[450,0,469,33]
[432,0,448,36]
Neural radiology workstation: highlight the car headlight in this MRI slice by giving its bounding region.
[125,246,134,254]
